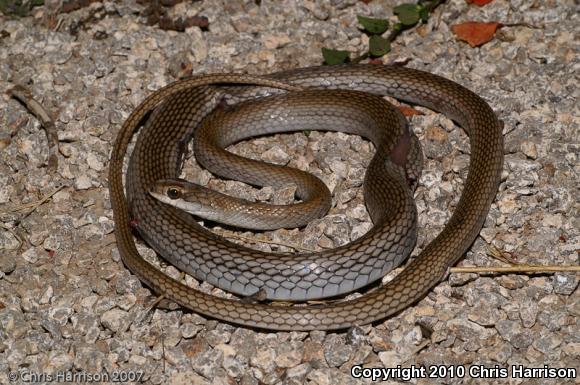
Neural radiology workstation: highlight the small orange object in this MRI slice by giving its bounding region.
[451,22,502,47]
[467,0,494,5]
[398,106,422,116]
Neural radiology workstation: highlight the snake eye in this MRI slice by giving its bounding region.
[167,187,181,199]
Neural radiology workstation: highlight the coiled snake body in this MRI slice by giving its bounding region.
[109,65,503,330]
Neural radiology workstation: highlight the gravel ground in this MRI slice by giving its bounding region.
[0,0,578,384]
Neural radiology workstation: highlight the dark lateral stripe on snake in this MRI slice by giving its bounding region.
[109,65,503,330]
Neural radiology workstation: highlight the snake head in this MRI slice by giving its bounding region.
[149,178,209,214]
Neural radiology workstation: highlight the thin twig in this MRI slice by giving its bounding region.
[2,184,66,220]
[450,265,580,274]
[450,244,579,274]
[159,322,166,373]
[487,244,519,265]
[502,22,541,30]
[0,116,28,151]
[138,294,165,322]
[8,85,59,172]
[0,223,23,251]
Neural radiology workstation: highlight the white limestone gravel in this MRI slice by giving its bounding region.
[0,1,577,384]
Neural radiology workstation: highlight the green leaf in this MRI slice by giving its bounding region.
[419,6,429,22]
[369,35,391,57]
[357,15,389,35]
[393,3,421,26]
[321,48,350,65]
[0,0,18,15]
[0,0,43,16]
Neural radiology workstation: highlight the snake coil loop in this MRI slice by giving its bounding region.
[110,65,503,330]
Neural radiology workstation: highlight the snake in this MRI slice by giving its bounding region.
[109,65,503,331]
[128,81,421,303]
[144,88,422,300]
[149,88,423,232]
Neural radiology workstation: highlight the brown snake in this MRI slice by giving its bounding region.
[139,88,420,302]
[109,65,503,330]
[149,89,423,232]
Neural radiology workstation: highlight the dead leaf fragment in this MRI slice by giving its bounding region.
[398,106,422,117]
[451,22,502,47]
[466,0,494,6]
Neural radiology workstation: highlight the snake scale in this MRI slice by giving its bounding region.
[109,65,503,330]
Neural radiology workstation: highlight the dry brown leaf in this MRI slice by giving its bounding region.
[451,21,502,47]
[398,106,422,117]
[466,0,494,6]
